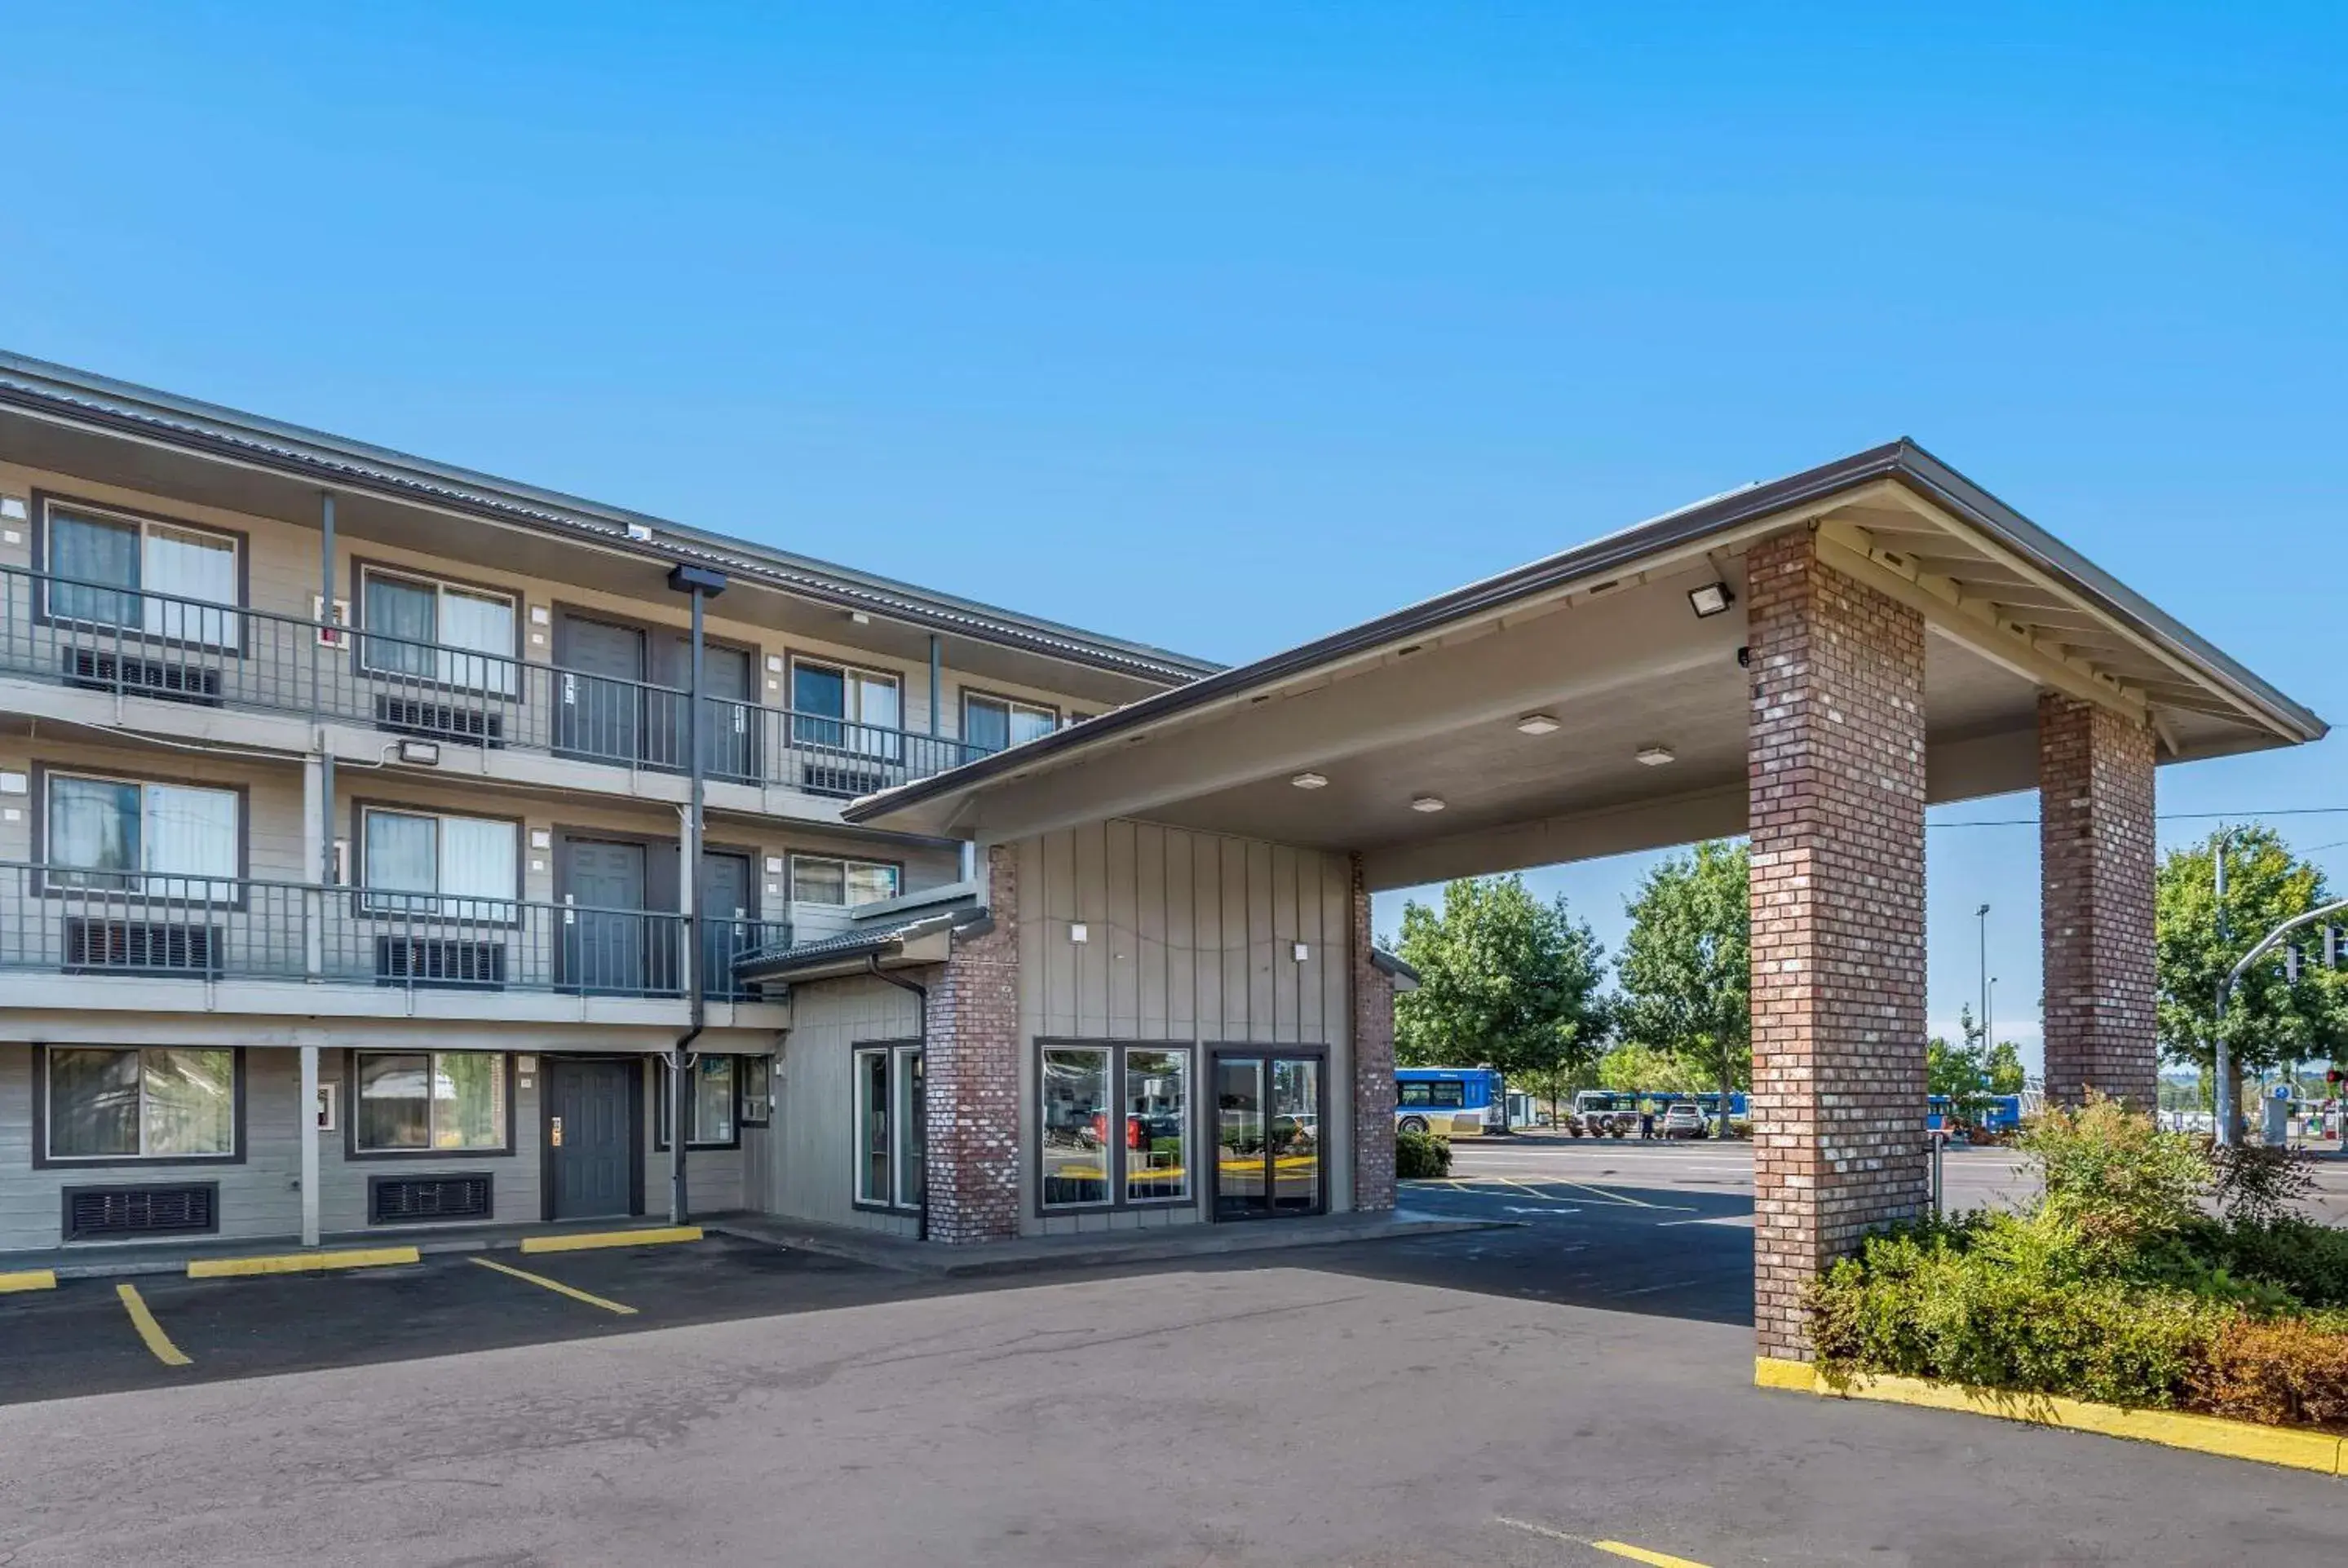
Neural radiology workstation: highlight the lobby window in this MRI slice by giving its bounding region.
[657,1056,738,1148]
[962,692,1055,756]
[46,772,237,898]
[359,807,519,920]
[854,1044,924,1210]
[353,1052,508,1153]
[43,500,241,649]
[1040,1044,1192,1211]
[44,1047,237,1162]
[789,855,900,908]
[359,567,518,695]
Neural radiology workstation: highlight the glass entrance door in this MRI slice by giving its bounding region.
[1213,1051,1325,1221]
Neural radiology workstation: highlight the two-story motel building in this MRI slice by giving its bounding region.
[2,353,2324,1356]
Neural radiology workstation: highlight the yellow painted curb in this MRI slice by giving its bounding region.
[188,1246,420,1279]
[0,1269,58,1293]
[520,1226,702,1255]
[1755,1358,2346,1476]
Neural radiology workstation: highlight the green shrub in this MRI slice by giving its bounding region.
[1395,1129,1453,1180]
[2209,1142,2317,1228]
[2182,1217,2348,1311]
[2188,1312,2348,1431]
[2021,1093,2208,1252]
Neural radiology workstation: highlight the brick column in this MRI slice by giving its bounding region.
[1747,528,1929,1363]
[2038,694,2158,1109]
[1350,852,1398,1212]
[923,842,1021,1243]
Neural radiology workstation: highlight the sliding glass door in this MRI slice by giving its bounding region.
[1212,1049,1325,1221]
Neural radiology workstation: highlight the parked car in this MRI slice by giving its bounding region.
[1660,1102,1709,1139]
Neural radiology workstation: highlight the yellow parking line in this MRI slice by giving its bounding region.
[116,1283,192,1367]
[520,1226,701,1255]
[469,1257,638,1315]
[0,1269,57,1293]
[1593,1542,1713,1568]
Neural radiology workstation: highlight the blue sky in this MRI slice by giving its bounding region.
[3,4,2342,1065]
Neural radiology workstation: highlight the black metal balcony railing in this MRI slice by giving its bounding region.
[0,864,787,1003]
[0,565,991,794]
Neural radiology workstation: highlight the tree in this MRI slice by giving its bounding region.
[1392,876,1610,1098]
[1595,1042,1702,1095]
[1986,1040,2027,1097]
[1616,840,1749,1136]
[2155,827,2348,1135]
[1926,1034,1988,1118]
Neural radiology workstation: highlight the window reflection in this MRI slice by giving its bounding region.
[1124,1049,1189,1202]
[1041,1048,1110,1208]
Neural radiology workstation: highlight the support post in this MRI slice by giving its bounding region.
[2037,693,2159,1110]
[301,756,326,978]
[1746,528,1929,1363]
[665,564,727,1224]
[316,492,335,716]
[929,633,942,736]
[1349,852,1397,1212]
[298,1041,321,1247]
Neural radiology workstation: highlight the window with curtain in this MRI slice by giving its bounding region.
[789,855,899,908]
[657,1056,738,1147]
[46,1047,236,1160]
[789,660,901,759]
[47,774,237,898]
[360,809,517,918]
[45,505,241,650]
[354,1051,507,1152]
[963,694,1057,755]
[359,569,516,694]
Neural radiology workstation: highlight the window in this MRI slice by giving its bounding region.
[359,807,519,919]
[790,658,902,758]
[657,1056,738,1147]
[962,693,1056,756]
[44,501,241,649]
[1040,1043,1192,1210]
[855,1044,924,1209]
[789,855,900,908]
[359,568,517,695]
[353,1052,508,1152]
[739,1055,773,1128]
[45,1047,237,1161]
[46,773,237,898]
[1399,1079,1467,1108]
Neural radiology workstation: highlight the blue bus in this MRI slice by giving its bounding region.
[1395,1067,1504,1137]
[1927,1093,2024,1134]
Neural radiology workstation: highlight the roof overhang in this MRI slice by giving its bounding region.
[844,441,2324,889]
[733,907,989,985]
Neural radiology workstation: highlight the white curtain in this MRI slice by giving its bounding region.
[438,815,517,920]
[436,588,515,696]
[852,673,900,759]
[143,525,241,650]
[143,784,237,900]
[1010,704,1056,746]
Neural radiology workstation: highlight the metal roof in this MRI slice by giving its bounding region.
[734,908,991,983]
[846,439,2326,831]
[0,350,1222,687]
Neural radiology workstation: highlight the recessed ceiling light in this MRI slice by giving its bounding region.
[1410,795,1447,813]
[1291,772,1329,790]
[1687,582,1735,618]
[1515,713,1560,735]
[1635,746,1677,767]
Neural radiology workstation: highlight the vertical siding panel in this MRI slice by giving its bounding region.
[1107,819,1139,1036]
[1168,829,1197,1039]
[1271,843,1299,1045]
[1046,829,1079,1036]
[1245,838,1275,1044]
[1019,834,1047,1044]
[1195,835,1224,1037]
[1134,821,1166,1036]
[1321,855,1349,1047]
[1298,850,1323,1044]
[1076,821,1109,1036]
[1218,837,1249,1040]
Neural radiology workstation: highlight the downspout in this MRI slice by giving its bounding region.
[867,955,930,1243]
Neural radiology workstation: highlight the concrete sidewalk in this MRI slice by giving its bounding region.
[708,1208,1504,1275]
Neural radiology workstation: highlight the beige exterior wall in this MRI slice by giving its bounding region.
[764,974,923,1235]
[1013,819,1355,1235]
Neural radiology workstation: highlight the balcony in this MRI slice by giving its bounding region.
[0,864,785,1005]
[0,565,992,797]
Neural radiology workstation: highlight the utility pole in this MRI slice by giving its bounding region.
[2214,830,2235,1145]
[1976,903,1991,1053]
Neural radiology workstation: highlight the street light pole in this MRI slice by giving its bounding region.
[2216,894,2348,1148]
[2214,831,2234,1145]
[1976,903,1991,1051]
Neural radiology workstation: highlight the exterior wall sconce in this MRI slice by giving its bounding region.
[1070,922,1090,943]
[1687,582,1735,618]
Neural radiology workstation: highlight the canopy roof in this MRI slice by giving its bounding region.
[844,440,2325,890]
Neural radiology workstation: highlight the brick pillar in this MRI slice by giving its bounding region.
[923,842,1021,1243]
[1747,527,1929,1363]
[2038,694,2159,1109]
[1350,852,1398,1212]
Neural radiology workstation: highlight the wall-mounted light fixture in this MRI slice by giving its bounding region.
[397,739,441,766]
[1687,582,1735,618]
[1293,943,1311,962]
[1070,922,1090,944]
